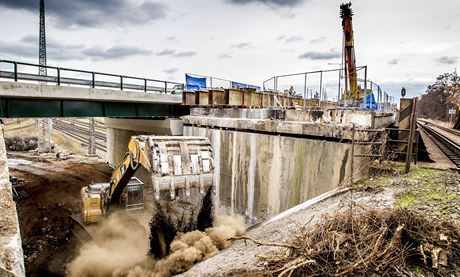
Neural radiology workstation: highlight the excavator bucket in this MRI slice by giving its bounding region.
[145,136,214,200]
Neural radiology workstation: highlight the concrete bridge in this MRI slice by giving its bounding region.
[0,60,188,118]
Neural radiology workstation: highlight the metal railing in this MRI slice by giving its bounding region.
[263,66,394,111]
[263,66,367,97]
[361,79,394,112]
[0,59,184,94]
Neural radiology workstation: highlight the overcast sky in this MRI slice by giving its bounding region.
[0,0,459,101]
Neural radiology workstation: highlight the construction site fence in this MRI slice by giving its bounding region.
[262,66,394,112]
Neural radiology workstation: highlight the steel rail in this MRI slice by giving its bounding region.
[55,120,106,140]
[418,119,460,137]
[53,125,106,152]
[54,121,106,142]
[418,122,460,169]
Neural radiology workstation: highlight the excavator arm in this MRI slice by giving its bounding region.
[107,136,151,208]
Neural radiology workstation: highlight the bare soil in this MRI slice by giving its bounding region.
[8,152,111,276]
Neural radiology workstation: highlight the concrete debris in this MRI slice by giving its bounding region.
[55,150,69,160]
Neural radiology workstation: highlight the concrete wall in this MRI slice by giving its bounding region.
[184,126,365,223]
[0,125,25,277]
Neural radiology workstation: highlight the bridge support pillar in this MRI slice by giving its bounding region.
[104,118,183,185]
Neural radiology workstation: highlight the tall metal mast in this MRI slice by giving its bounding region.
[39,0,47,76]
[37,0,52,153]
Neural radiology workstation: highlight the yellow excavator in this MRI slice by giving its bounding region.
[70,135,215,241]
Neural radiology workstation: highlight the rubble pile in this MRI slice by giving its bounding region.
[5,136,38,151]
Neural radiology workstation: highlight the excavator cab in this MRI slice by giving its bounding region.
[79,177,145,225]
[121,177,144,211]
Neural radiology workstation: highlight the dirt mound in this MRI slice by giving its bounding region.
[10,154,112,276]
[5,136,38,151]
[257,207,460,276]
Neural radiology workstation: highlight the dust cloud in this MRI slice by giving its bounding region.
[66,211,152,277]
[67,209,246,277]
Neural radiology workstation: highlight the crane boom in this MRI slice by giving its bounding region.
[340,2,359,100]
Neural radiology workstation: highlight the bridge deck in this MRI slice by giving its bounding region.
[0,82,188,118]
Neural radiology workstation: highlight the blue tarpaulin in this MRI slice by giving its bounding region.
[231,81,260,91]
[185,74,207,91]
[361,93,377,110]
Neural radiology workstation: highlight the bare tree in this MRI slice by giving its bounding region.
[417,71,459,126]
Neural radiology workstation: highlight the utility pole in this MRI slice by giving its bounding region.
[37,0,52,153]
[88,118,96,156]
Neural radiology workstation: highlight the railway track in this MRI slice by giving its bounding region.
[4,122,37,132]
[418,121,460,169]
[53,120,107,141]
[53,120,106,152]
[59,118,107,134]
[418,119,460,136]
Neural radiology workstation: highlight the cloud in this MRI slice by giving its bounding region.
[0,35,152,61]
[173,51,196,57]
[442,25,451,30]
[434,56,458,65]
[0,0,168,28]
[163,68,179,74]
[380,79,431,99]
[228,0,305,7]
[156,49,197,58]
[166,36,176,41]
[276,35,304,43]
[397,39,412,44]
[309,37,325,44]
[387,58,399,65]
[230,42,252,49]
[219,54,232,59]
[156,49,177,56]
[298,50,340,60]
[276,35,286,41]
[82,46,152,60]
[283,36,304,43]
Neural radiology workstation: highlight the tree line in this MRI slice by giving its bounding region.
[417,71,460,128]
